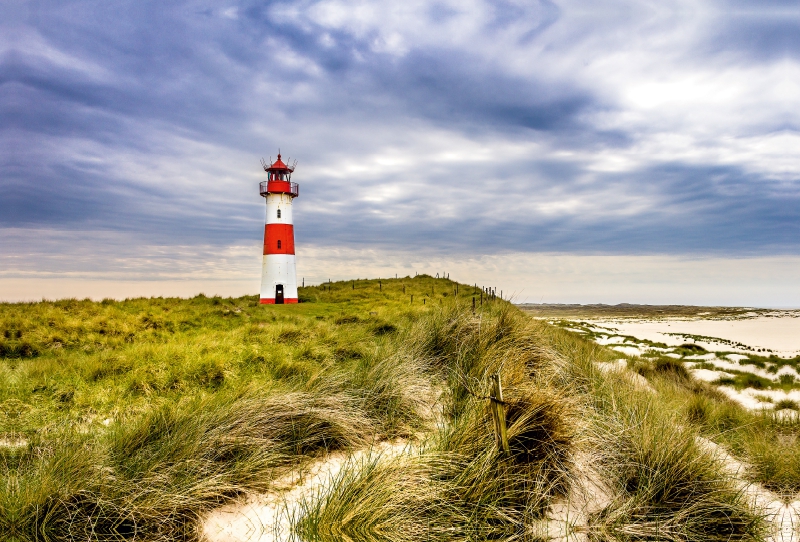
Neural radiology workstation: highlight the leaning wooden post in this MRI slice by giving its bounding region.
[490,373,510,454]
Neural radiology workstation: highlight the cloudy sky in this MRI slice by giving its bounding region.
[2,0,799,305]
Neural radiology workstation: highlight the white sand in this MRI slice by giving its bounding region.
[688,358,782,382]
[715,387,800,410]
[594,335,626,345]
[691,368,734,382]
[684,353,717,361]
[610,345,643,357]
[202,440,412,542]
[533,451,615,542]
[596,362,799,541]
[587,316,800,357]
[698,437,800,542]
[202,369,798,542]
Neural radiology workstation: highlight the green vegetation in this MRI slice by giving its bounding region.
[0,278,787,541]
[629,356,800,499]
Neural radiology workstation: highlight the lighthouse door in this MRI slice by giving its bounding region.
[275,284,284,304]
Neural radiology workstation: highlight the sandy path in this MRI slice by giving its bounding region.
[202,441,616,542]
[698,437,800,542]
[202,432,798,542]
[595,361,799,542]
[204,362,798,542]
[530,452,616,542]
[201,440,411,542]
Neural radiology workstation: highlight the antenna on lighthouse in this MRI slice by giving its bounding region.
[260,158,270,172]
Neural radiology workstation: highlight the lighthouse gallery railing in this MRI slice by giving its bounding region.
[260,181,299,197]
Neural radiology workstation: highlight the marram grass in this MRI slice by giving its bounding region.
[0,276,776,541]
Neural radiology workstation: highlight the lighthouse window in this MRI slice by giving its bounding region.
[277,240,282,249]
[277,209,281,219]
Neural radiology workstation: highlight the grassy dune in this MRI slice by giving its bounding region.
[0,277,791,541]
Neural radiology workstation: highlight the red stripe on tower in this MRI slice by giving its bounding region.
[263,224,295,255]
[259,298,298,304]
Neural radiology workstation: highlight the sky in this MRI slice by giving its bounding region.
[2,0,799,305]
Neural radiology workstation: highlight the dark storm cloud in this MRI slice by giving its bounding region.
[295,161,800,254]
[365,50,595,131]
[2,0,799,262]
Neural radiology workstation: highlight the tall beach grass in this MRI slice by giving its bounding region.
[0,277,777,541]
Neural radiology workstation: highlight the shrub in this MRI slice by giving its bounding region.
[775,399,799,411]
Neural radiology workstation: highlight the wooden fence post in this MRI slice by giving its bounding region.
[490,373,510,455]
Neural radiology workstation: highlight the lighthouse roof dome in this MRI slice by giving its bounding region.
[267,153,293,172]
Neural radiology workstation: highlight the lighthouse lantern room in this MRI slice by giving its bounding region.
[259,153,300,304]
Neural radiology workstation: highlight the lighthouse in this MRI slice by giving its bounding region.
[259,153,299,304]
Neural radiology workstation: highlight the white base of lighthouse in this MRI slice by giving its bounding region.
[260,254,298,304]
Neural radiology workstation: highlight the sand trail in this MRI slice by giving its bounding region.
[594,362,800,542]
[201,440,412,542]
[204,361,798,542]
[202,433,798,542]
[531,452,615,542]
[201,441,617,542]
[698,437,800,542]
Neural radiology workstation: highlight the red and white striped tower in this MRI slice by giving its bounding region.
[259,153,299,304]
